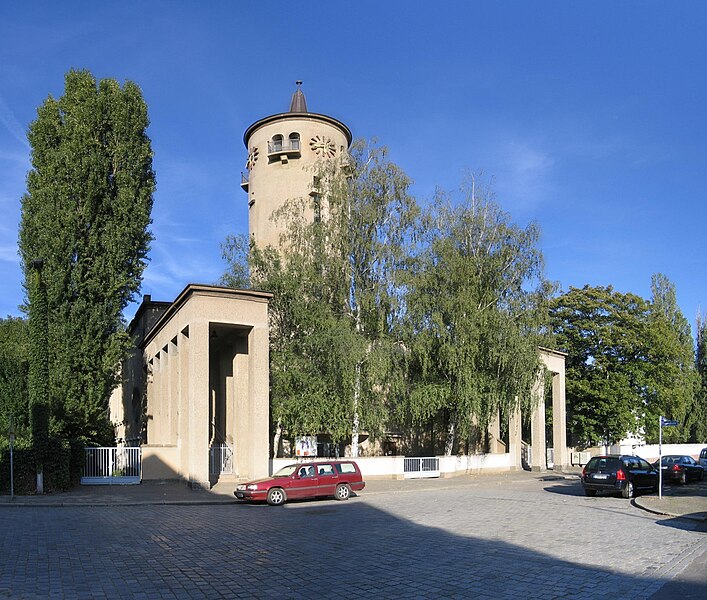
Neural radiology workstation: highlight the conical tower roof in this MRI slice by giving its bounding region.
[289,80,308,112]
[243,81,351,147]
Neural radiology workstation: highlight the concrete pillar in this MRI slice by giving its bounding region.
[530,371,546,471]
[178,328,190,479]
[508,400,522,471]
[146,355,158,444]
[487,410,502,454]
[169,337,179,445]
[187,320,210,489]
[248,324,270,479]
[552,370,568,470]
[234,335,249,478]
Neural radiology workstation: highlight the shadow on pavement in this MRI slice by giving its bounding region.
[1,490,705,599]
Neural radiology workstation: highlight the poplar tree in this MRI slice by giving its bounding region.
[691,315,707,443]
[644,274,698,442]
[18,69,155,444]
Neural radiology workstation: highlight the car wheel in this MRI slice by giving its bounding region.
[334,483,351,501]
[622,481,634,499]
[584,488,597,497]
[266,488,286,506]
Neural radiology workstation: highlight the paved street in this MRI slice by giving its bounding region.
[1,475,705,599]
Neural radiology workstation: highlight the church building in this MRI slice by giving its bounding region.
[110,83,568,487]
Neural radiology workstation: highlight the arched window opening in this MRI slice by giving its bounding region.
[271,134,283,152]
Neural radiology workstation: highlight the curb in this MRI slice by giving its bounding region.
[631,497,707,522]
[0,498,238,508]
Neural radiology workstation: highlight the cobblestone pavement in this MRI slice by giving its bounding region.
[1,476,705,599]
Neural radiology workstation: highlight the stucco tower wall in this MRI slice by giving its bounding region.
[244,113,350,249]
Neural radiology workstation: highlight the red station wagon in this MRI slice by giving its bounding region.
[234,460,365,506]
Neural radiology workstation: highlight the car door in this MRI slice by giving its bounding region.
[637,457,657,489]
[682,456,698,480]
[315,463,339,496]
[291,465,318,499]
[622,457,640,487]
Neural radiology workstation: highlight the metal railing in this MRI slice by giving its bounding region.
[209,444,234,475]
[81,447,141,485]
[267,139,300,154]
[403,456,440,479]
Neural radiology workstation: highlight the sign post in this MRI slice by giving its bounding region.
[658,416,679,500]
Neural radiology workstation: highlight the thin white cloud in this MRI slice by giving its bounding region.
[0,96,29,149]
[0,245,20,263]
[492,139,555,210]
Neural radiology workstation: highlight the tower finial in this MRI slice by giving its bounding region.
[289,80,308,113]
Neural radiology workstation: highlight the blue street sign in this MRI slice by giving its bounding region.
[661,418,679,427]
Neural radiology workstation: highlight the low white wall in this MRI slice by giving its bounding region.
[439,453,511,475]
[271,453,513,479]
[614,443,705,462]
[585,443,705,463]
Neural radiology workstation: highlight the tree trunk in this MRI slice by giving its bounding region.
[272,420,283,458]
[351,361,361,457]
[445,418,456,456]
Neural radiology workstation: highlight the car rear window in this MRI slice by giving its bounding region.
[586,457,620,471]
[335,462,356,474]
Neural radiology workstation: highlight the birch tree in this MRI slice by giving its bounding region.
[223,141,416,455]
[402,182,553,454]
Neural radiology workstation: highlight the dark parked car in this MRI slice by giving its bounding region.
[234,460,365,506]
[653,455,705,484]
[581,455,658,498]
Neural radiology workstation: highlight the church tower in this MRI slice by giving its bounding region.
[242,82,352,249]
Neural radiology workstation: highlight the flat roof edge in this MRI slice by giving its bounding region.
[143,284,272,347]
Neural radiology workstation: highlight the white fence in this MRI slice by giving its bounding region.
[404,457,440,478]
[209,444,234,475]
[81,447,141,485]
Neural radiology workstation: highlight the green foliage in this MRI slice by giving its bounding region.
[225,141,416,446]
[18,69,155,445]
[0,434,72,494]
[550,285,650,446]
[223,155,554,456]
[643,274,698,442]
[28,264,49,467]
[0,317,30,436]
[690,315,707,443]
[550,278,698,447]
[402,181,554,452]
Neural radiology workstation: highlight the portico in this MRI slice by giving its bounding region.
[110,284,272,488]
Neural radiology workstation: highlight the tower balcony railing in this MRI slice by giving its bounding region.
[240,171,249,192]
[267,139,301,159]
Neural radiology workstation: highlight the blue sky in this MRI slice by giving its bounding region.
[1,2,705,329]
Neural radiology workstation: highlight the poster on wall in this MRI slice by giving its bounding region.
[295,436,317,457]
